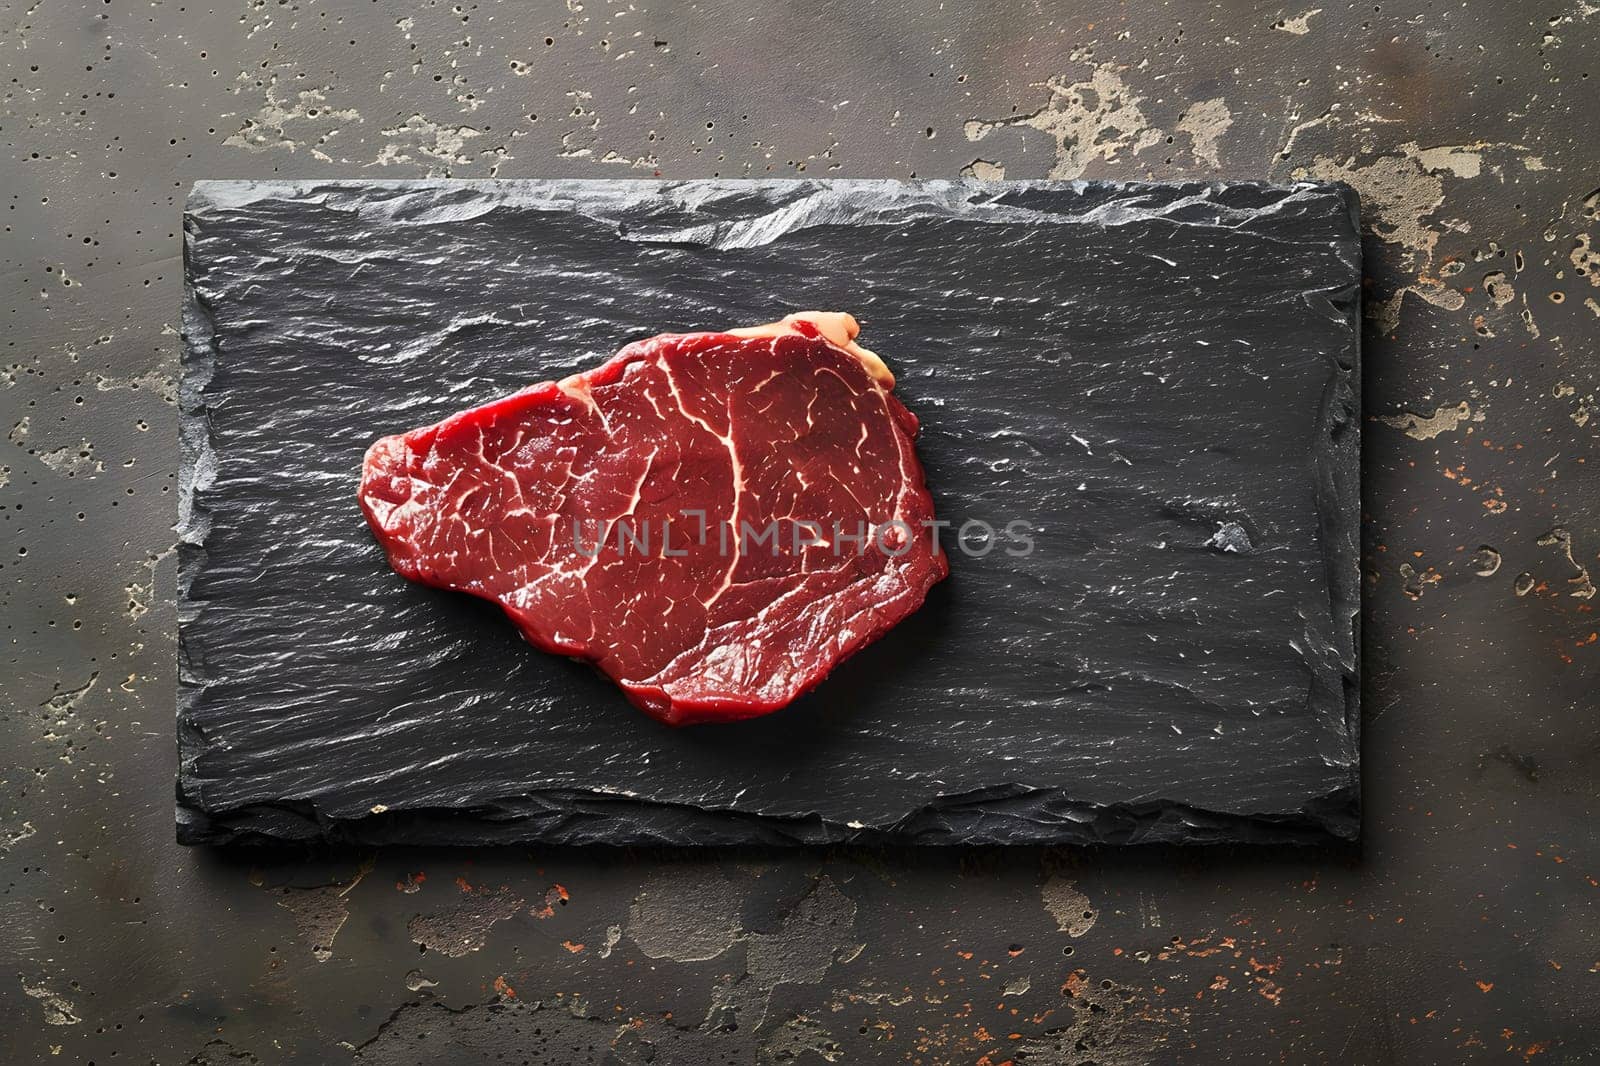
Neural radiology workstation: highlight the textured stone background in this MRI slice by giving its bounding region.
[3,1,1598,1063]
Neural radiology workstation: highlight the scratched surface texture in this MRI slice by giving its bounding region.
[178,177,1360,848]
[2,0,1597,1062]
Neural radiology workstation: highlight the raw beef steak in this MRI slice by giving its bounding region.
[359,312,948,726]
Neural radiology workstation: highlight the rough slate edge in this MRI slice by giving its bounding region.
[175,178,1363,848]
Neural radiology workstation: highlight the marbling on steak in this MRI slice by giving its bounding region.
[358,313,947,726]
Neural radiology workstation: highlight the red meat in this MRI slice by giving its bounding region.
[359,313,947,726]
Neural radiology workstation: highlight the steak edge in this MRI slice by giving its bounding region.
[359,312,948,726]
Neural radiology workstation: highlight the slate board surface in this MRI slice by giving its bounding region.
[178,178,1361,846]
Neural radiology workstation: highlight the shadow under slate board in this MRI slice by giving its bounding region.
[178,178,1361,847]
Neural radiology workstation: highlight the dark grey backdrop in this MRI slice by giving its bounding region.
[4,1,1597,1063]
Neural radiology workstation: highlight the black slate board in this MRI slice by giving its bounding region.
[178,179,1361,846]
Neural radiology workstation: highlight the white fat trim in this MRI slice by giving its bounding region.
[727,311,894,388]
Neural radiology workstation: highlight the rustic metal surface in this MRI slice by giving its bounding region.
[4,0,1598,1062]
[178,177,1360,847]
